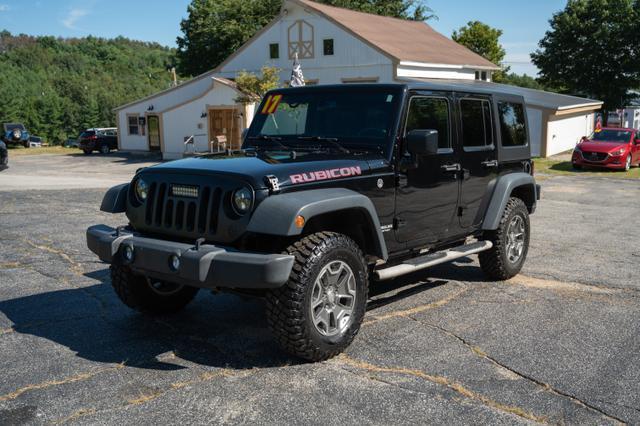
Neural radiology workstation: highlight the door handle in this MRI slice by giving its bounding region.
[441,163,461,172]
[481,160,499,168]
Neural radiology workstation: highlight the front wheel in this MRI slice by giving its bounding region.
[110,265,199,314]
[479,197,530,281]
[624,154,631,171]
[83,149,92,155]
[100,144,110,154]
[266,232,369,362]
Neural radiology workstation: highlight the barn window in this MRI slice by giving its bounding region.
[127,114,139,135]
[323,39,334,56]
[269,43,279,59]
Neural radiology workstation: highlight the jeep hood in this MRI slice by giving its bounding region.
[143,152,384,189]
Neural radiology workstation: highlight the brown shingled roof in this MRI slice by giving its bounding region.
[292,0,499,70]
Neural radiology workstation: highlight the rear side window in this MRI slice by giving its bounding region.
[460,98,493,149]
[498,102,527,147]
[81,131,95,137]
[405,97,451,150]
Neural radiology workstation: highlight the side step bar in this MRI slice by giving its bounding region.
[374,241,493,281]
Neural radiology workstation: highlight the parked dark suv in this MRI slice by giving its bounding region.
[2,123,30,148]
[79,128,118,154]
[87,82,540,361]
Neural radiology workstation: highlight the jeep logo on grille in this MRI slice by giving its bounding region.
[170,184,199,198]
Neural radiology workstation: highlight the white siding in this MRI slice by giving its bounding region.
[526,107,543,157]
[117,77,214,151]
[396,64,477,81]
[546,113,594,156]
[161,82,251,159]
[218,3,395,84]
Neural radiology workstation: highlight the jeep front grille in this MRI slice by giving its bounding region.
[145,182,223,235]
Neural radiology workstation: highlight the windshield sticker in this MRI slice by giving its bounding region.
[261,94,283,114]
[290,166,362,184]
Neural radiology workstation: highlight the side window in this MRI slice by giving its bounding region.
[405,97,450,150]
[498,102,527,147]
[127,115,139,135]
[269,43,279,59]
[460,98,493,149]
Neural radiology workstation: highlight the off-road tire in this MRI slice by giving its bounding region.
[110,264,199,314]
[479,197,530,281]
[266,232,369,362]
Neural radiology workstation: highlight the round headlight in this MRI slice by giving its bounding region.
[232,187,253,215]
[135,178,149,202]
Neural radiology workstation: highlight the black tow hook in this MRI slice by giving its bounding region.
[195,238,206,251]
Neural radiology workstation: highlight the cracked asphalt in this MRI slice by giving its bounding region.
[1,154,639,424]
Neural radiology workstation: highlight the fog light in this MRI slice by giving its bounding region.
[122,245,134,262]
[169,254,180,271]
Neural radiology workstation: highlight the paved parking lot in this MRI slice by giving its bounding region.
[0,154,639,424]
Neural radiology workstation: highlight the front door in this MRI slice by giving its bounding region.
[456,95,499,228]
[395,93,461,244]
[209,109,240,150]
[147,115,161,151]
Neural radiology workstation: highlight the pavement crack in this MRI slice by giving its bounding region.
[334,354,547,424]
[23,239,85,277]
[363,286,468,326]
[419,321,626,425]
[0,363,125,402]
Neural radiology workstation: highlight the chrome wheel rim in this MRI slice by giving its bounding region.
[310,260,357,337]
[147,279,184,296]
[506,215,526,264]
[626,156,631,171]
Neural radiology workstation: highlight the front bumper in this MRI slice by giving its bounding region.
[572,152,627,169]
[86,225,295,289]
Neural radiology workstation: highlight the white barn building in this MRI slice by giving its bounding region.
[115,0,602,159]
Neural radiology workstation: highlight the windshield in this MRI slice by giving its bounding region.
[246,87,402,155]
[5,124,25,131]
[590,129,631,142]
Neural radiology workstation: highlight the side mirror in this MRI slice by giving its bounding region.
[406,129,439,156]
[580,136,588,143]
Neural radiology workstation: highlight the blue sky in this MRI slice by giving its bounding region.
[0,0,564,76]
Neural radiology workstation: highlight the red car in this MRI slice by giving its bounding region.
[572,128,640,171]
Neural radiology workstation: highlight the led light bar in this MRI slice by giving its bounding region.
[170,184,199,198]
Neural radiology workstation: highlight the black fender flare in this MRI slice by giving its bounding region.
[100,183,129,213]
[482,173,538,230]
[247,188,388,260]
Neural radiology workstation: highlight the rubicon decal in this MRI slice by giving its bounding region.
[290,166,362,184]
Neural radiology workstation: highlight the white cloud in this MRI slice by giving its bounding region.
[62,8,90,30]
[0,4,10,12]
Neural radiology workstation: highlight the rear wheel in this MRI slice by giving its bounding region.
[110,265,199,314]
[83,149,92,155]
[266,232,369,362]
[480,197,530,281]
[100,144,110,154]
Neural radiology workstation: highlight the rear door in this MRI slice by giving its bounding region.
[395,92,461,244]
[457,94,498,228]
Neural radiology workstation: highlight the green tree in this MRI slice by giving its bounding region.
[0,31,180,144]
[452,21,508,81]
[176,0,436,76]
[176,0,282,77]
[234,65,281,103]
[531,0,640,123]
[501,73,546,90]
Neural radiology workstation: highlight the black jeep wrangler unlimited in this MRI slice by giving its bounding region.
[87,83,540,361]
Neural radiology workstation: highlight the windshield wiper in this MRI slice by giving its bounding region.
[297,136,350,153]
[246,134,290,150]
